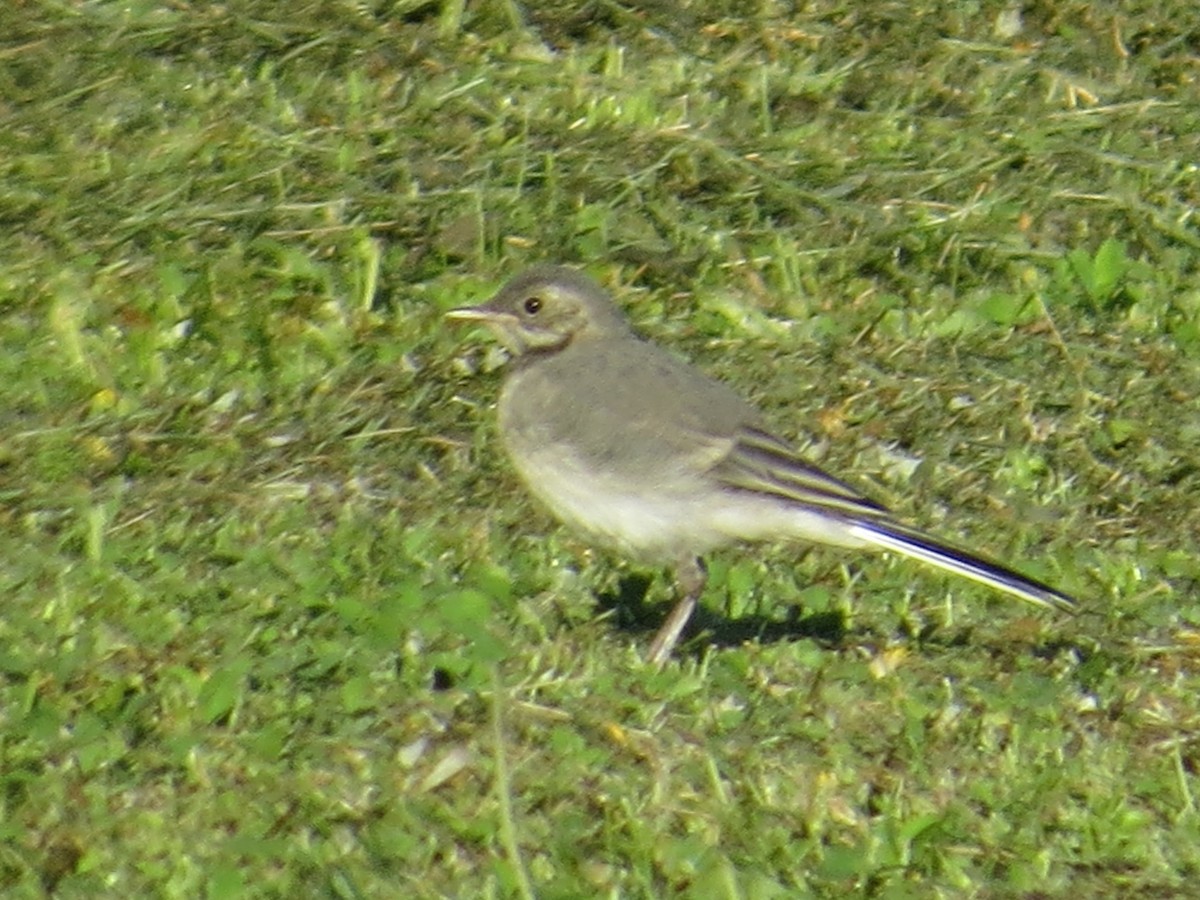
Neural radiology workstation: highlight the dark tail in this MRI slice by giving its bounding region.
[845,520,1077,613]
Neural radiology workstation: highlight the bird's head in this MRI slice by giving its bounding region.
[447,265,631,355]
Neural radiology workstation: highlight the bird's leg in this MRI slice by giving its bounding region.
[645,557,707,667]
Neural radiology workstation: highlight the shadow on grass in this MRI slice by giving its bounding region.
[594,572,1091,665]
[596,572,849,656]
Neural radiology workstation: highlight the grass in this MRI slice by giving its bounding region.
[2,0,1199,896]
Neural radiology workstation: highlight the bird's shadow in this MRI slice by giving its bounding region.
[595,572,848,654]
[593,572,1091,665]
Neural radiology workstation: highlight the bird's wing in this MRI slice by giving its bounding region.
[529,339,892,521]
[708,426,893,520]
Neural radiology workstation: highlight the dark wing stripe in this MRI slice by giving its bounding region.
[712,426,891,518]
[737,428,881,504]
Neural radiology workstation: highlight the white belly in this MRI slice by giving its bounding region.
[507,443,869,563]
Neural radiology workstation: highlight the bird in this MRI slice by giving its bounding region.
[447,265,1076,665]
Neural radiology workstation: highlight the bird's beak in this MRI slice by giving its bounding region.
[446,304,525,354]
[444,305,498,323]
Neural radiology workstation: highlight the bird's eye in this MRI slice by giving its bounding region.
[523,296,542,315]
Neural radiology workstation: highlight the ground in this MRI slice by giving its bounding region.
[2,1,1199,897]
